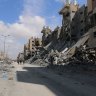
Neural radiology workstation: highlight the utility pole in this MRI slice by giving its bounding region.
[1,35,10,60]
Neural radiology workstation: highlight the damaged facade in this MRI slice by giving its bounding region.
[23,37,42,60]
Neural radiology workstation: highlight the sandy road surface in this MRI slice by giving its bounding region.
[1,62,96,96]
[0,63,58,96]
[11,63,60,96]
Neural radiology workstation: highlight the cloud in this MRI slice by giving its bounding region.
[0,0,46,59]
[0,15,45,59]
[23,0,44,16]
[0,0,71,59]
[10,15,45,39]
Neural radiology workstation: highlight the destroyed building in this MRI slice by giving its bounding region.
[40,0,96,64]
[19,0,96,65]
[71,5,88,40]
[41,26,52,46]
[59,0,79,42]
[23,37,42,60]
[60,0,96,62]
[28,37,36,56]
[24,43,30,60]
[86,0,96,48]
[88,0,96,28]
[41,0,86,51]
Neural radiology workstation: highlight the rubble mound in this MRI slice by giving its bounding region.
[47,61,96,73]
[33,59,48,66]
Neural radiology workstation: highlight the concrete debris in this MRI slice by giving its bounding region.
[47,60,96,73]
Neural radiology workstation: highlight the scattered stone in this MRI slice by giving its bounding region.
[8,77,13,80]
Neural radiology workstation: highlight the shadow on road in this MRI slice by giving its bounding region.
[16,66,74,96]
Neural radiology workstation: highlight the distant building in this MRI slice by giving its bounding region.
[23,37,42,59]
[29,37,36,53]
[24,43,30,59]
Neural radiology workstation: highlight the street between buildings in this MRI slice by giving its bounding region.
[0,62,96,96]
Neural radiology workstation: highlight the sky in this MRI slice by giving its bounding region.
[0,0,86,59]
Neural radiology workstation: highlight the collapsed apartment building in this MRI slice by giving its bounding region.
[18,0,96,66]
[40,0,96,64]
[42,1,87,50]
[17,37,42,62]
[24,37,42,60]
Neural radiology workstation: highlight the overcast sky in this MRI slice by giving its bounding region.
[0,0,86,59]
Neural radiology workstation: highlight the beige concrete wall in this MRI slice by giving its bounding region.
[29,37,35,52]
[87,0,96,14]
[70,4,78,12]
[87,0,93,13]
[88,26,96,48]
[93,0,96,11]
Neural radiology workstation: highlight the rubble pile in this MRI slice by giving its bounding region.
[0,61,14,81]
[0,62,10,72]
[33,59,49,66]
[47,61,96,73]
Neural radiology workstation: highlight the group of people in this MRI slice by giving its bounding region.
[17,57,24,64]
[17,59,24,64]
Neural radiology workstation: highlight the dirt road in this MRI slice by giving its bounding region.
[0,62,96,96]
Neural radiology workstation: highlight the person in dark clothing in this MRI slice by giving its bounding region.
[50,55,54,66]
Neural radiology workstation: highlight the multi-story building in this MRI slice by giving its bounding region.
[41,26,52,46]
[41,0,88,51]
[87,0,96,14]
[29,37,36,54]
[59,0,89,44]
[86,0,96,48]
[87,0,96,28]
[24,43,30,59]
[34,38,42,47]
[59,0,79,42]
[71,5,88,40]
[24,37,42,59]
